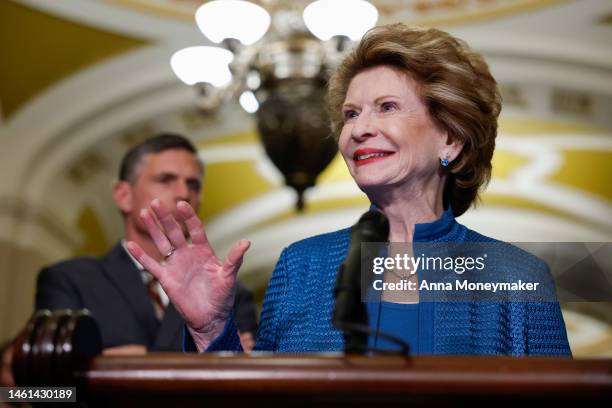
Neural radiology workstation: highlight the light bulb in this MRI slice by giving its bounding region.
[196,0,271,46]
[303,0,378,41]
[170,46,233,87]
[239,91,259,113]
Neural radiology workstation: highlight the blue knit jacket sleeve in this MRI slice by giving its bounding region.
[253,247,290,351]
[457,229,572,357]
[513,254,572,356]
[524,260,572,356]
[182,310,242,352]
[204,312,243,352]
[525,301,571,356]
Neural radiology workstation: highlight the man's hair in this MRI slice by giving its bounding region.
[327,23,502,216]
[118,133,203,183]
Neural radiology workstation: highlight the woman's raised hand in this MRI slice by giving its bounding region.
[126,199,250,351]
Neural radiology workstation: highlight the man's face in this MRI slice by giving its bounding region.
[119,148,202,237]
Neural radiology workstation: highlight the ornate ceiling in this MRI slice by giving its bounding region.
[0,0,611,355]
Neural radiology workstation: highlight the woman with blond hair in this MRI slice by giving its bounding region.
[128,23,570,356]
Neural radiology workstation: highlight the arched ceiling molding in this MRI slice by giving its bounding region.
[20,82,194,204]
[19,90,261,206]
[464,33,612,73]
[1,31,610,225]
[460,206,612,242]
[0,197,82,258]
[205,181,362,248]
[0,45,187,198]
[485,55,612,95]
[17,0,612,68]
[446,0,612,47]
[220,208,367,278]
[16,0,569,39]
[17,0,202,43]
[0,0,149,119]
[490,134,612,230]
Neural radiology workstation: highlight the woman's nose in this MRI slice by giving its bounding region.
[350,111,377,141]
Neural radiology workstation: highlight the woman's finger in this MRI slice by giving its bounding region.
[140,208,175,258]
[223,240,251,277]
[176,201,209,246]
[126,241,165,281]
[150,199,187,249]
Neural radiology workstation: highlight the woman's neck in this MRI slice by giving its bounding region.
[368,177,446,242]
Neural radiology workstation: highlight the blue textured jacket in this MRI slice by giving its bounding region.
[206,208,571,356]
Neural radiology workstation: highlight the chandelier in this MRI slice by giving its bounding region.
[170,0,379,210]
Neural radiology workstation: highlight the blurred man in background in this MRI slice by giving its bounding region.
[34,133,258,354]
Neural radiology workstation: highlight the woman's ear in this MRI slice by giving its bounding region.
[112,181,132,214]
[443,133,465,163]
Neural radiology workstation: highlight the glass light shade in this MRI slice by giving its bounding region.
[195,0,271,46]
[303,0,378,41]
[170,46,234,87]
[239,91,259,113]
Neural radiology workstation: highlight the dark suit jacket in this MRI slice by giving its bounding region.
[36,242,259,351]
[35,243,185,351]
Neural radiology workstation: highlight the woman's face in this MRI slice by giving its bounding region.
[338,65,450,194]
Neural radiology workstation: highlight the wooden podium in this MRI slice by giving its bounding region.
[11,311,612,406]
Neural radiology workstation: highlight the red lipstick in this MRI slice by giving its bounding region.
[353,148,395,167]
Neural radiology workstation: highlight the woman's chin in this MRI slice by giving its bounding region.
[355,178,394,193]
[354,178,381,189]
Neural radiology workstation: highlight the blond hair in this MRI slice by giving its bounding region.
[327,23,501,216]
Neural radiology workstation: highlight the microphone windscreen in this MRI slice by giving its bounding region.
[356,210,389,242]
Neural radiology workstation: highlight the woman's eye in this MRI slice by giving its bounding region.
[381,102,397,112]
[343,110,358,120]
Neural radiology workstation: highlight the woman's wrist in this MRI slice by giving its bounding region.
[186,317,228,352]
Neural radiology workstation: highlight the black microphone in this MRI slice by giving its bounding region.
[333,210,389,353]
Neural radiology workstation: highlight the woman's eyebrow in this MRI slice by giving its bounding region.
[342,102,359,110]
[374,95,400,104]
